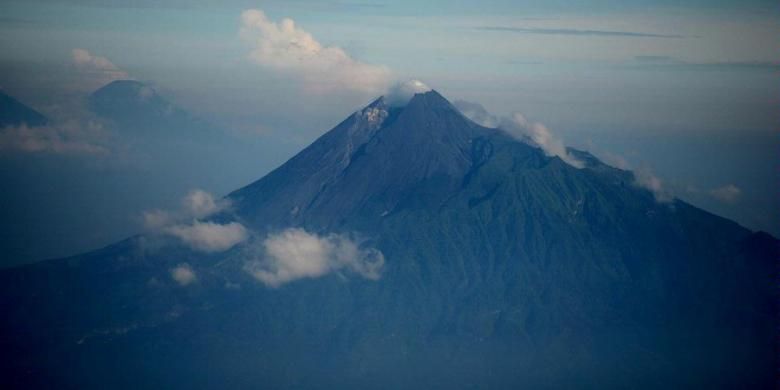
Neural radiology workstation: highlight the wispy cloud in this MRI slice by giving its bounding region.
[453,100,583,168]
[709,184,742,203]
[633,168,673,203]
[243,228,384,288]
[628,56,780,72]
[0,17,37,25]
[166,221,248,252]
[476,26,686,39]
[142,189,247,252]
[0,121,110,156]
[71,49,129,89]
[385,80,431,107]
[240,9,390,94]
[453,100,499,128]
[142,189,231,230]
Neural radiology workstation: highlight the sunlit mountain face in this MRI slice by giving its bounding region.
[1,89,775,389]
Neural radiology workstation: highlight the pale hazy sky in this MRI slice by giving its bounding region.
[0,0,778,262]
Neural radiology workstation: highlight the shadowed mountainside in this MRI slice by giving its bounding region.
[0,90,776,389]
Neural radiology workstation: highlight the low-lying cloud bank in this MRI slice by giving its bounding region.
[243,228,385,288]
[0,121,110,155]
[0,49,129,156]
[453,100,583,168]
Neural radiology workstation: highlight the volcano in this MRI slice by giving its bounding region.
[0,90,776,389]
[0,90,47,128]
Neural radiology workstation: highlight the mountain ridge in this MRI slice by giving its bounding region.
[0,90,47,128]
[0,88,776,389]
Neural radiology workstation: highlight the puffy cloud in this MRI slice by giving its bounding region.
[170,263,197,286]
[385,80,432,107]
[143,189,231,231]
[166,221,248,253]
[0,121,110,155]
[240,9,390,94]
[633,168,673,203]
[243,228,384,288]
[709,184,741,203]
[182,189,230,219]
[142,189,245,252]
[71,48,129,88]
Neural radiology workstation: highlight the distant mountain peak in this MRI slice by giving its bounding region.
[88,80,194,134]
[0,90,48,128]
[91,80,160,103]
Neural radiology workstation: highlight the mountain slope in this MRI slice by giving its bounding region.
[0,91,47,128]
[0,90,776,389]
[89,80,196,132]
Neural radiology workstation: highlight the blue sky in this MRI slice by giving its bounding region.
[0,0,778,261]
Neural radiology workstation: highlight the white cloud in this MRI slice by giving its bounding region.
[141,190,246,252]
[385,80,432,107]
[453,100,583,168]
[166,221,248,253]
[582,149,674,204]
[182,189,230,219]
[244,228,384,288]
[453,100,500,128]
[0,121,110,155]
[240,9,390,94]
[143,189,231,231]
[500,113,584,168]
[71,48,129,88]
[633,168,673,203]
[709,184,741,203]
[170,263,197,286]
[141,209,174,231]
[599,151,631,170]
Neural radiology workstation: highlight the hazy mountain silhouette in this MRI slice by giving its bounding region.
[0,90,47,128]
[89,80,211,140]
[0,90,775,389]
[0,81,266,266]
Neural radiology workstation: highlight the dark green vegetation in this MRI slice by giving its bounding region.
[1,91,776,388]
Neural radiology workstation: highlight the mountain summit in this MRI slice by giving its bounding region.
[88,80,210,139]
[231,90,495,230]
[1,90,776,389]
